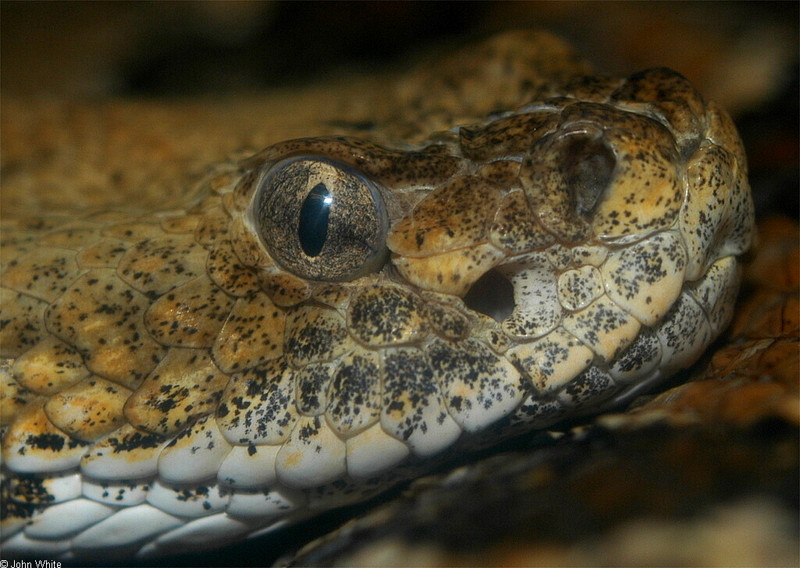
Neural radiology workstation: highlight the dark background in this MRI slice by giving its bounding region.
[2,1,797,219]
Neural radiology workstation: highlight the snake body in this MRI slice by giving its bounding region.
[0,32,754,560]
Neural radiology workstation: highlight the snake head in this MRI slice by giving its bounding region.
[211,68,755,465]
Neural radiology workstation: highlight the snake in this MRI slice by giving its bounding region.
[0,31,755,560]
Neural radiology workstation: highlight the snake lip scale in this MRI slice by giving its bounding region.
[0,31,755,560]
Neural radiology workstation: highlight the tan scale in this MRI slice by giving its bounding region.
[12,337,91,395]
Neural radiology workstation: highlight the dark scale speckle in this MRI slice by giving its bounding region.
[296,363,333,415]
[5,475,55,506]
[285,306,348,365]
[24,433,66,452]
[108,430,164,453]
[326,353,381,434]
[562,366,615,407]
[428,338,516,411]
[349,285,423,346]
[382,349,439,440]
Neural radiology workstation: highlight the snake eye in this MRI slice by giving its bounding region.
[251,157,389,281]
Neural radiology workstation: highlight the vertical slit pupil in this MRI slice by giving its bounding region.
[299,183,332,257]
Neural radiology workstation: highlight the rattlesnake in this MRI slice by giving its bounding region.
[0,31,755,560]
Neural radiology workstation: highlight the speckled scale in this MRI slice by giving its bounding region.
[500,259,562,339]
[294,362,335,416]
[1,216,73,244]
[1,247,84,303]
[561,295,641,362]
[157,415,232,484]
[212,293,285,373]
[387,175,503,257]
[81,423,168,480]
[506,328,594,393]
[610,67,706,152]
[4,472,83,540]
[0,288,48,358]
[146,480,229,518]
[145,276,235,348]
[226,214,273,270]
[215,358,298,446]
[76,237,131,269]
[601,231,688,327]
[80,477,151,508]
[0,361,33,426]
[124,347,228,437]
[194,206,231,247]
[325,349,382,436]
[0,243,35,276]
[12,337,90,396]
[348,284,425,347]
[608,329,662,384]
[45,269,166,389]
[655,292,713,375]
[205,240,261,297]
[381,347,462,457]
[686,256,740,334]
[420,296,473,340]
[118,235,208,296]
[557,366,616,409]
[44,376,130,442]
[503,400,567,439]
[458,111,560,161]
[258,270,312,307]
[283,305,350,366]
[3,402,89,473]
[476,159,524,187]
[556,265,604,312]
[490,190,556,254]
[428,338,525,433]
[681,140,753,280]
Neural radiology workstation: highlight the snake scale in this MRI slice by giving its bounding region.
[0,32,755,560]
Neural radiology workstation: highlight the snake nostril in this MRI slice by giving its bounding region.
[562,133,616,217]
[463,268,515,322]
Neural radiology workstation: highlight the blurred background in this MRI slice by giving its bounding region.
[0,2,794,109]
[2,1,797,217]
